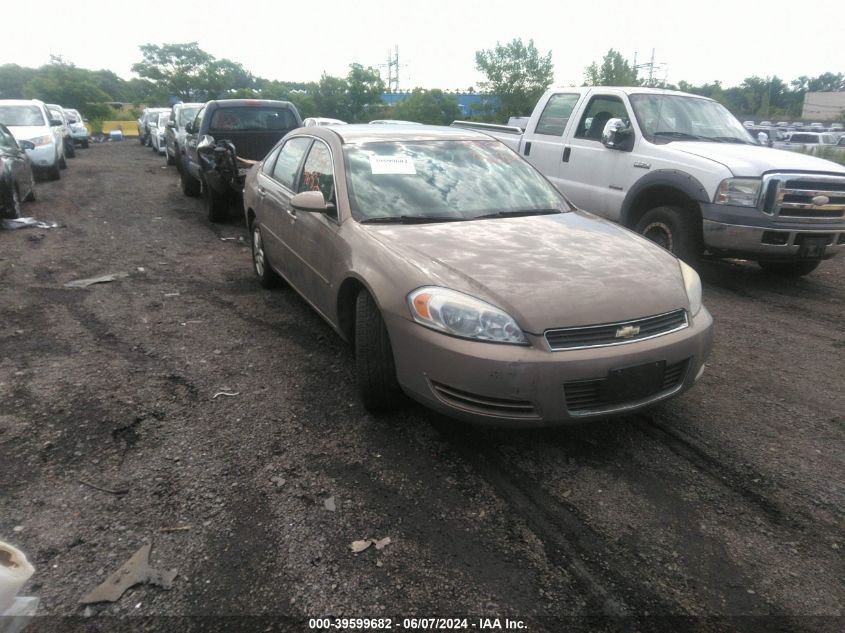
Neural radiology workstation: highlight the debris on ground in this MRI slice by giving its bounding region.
[78,479,129,496]
[219,236,244,242]
[324,496,337,512]
[1,217,60,231]
[158,526,192,533]
[270,476,286,488]
[64,273,129,289]
[80,543,176,604]
[0,541,36,614]
[350,537,391,554]
[212,391,240,399]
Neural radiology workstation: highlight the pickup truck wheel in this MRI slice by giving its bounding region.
[203,179,230,223]
[758,260,821,277]
[355,290,403,413]
[180,168,201,197]
[251,223,279,288]
[635,206,701,262]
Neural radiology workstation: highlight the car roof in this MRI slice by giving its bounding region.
[319,124,493,145]
[0,99,45,107]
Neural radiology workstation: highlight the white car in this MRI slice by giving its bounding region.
[149,112,169,155]
[64,108,89,148]
[0,99,65,180]
[302,117,347,127]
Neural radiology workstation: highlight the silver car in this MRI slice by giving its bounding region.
[243,125,713,426]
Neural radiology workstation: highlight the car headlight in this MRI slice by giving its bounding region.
[679,261,702,316]
[26,135,53,147]
[407,287,528,345]
[714,178,761,207]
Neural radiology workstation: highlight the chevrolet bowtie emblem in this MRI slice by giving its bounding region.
[615,325,641,339]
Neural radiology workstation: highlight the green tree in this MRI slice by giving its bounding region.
[393,89,462,125]
[584,49,639,87]
[475,38,554,120]
[313,74,350,120]
[0,64,38,99]
[131,42,213,101]
[345,63,385,122]
[22,58,113,117]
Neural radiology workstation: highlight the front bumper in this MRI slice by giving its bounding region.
[385,308,714,427]
[702,202,845,260]
[24,144,57,169]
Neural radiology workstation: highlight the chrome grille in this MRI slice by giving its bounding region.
[544,309,688,351]
[762,173,845,220]
[564,359,690,414]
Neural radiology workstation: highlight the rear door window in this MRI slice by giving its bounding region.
[534,93,580,136]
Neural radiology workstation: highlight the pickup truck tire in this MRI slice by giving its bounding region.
[180,169,201,197]
[203,179,230,223]
[355,290,403,413]
[758,260,821,277]
[251,223,279,288]
[635,206,701,262]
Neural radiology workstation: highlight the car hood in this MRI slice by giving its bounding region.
[7,125,53,142]
[363,212,690,334]
[669,142,845,177]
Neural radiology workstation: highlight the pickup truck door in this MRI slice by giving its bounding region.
[558,93,635,221]
[519,93,582,189]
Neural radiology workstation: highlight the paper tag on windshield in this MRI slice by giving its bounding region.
[369,155,416,175]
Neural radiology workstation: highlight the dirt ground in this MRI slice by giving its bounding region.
[1,142,843,633]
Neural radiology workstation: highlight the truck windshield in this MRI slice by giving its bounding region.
[344,140,569,223]
[629,94,753,145]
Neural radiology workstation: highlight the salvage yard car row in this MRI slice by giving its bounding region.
[0,98,90,220]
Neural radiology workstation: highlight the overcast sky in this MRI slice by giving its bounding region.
[4,0,841,91]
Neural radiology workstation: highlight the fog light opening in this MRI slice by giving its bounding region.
[761,231,789,246]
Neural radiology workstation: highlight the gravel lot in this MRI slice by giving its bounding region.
[1,142,843,632]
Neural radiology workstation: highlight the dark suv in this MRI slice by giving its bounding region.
[180,99,302,221]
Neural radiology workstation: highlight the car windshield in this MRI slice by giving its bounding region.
[179,107,201,126]
[629,94,753,144]
[344,140,569,223]
[0,105,46,127]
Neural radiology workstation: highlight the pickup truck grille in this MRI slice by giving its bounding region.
[544,309,688,351]
[762,174,845,221]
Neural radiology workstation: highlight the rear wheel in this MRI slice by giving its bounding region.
[355,290,403,412]
[65,140,76,158]
[203,179,230,222]
[635,205,702,263]
[180,168,201,197]
[758,260,821,277]
[251,222,279,288]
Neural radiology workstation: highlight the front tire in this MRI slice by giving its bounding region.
[758,260,821,277]
[65,141,76,158]
[46,162,61,181]
[251,223,279,288]
[635,205,702,263]
[355,290,403,412]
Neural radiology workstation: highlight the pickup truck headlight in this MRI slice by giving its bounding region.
[679,261,702,316]
[26,135,53,147]
[714,178,761,207]
[408,287,528,344]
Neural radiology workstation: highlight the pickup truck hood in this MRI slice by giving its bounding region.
[669,142,845,177]
[365,212,689,334]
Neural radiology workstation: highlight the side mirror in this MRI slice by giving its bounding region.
[291,190,328,213]
[50,119,63,127]
[601,118,633,150]
[184,122,193,134]
[19,140,35,151]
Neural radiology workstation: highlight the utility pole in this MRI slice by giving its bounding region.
[382,45,400,92]
[633,48,667,87]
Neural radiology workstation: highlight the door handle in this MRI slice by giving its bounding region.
[524,141,532,157]
[286,207,297,220]
[562,147,571,162]
[257,186,266,196]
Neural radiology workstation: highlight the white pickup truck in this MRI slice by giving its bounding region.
[453,87,845,276]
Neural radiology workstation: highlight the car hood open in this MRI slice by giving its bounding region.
[364,212,690,334]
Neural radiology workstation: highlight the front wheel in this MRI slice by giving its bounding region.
[46,162,61,181]
[758,260,821,277]
[635,205,702,263]
[251,223,279,288]
[355,290,403,413]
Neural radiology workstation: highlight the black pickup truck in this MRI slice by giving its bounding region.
[180,99,302,221]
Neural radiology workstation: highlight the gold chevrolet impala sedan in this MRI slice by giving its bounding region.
[242,125,713,426]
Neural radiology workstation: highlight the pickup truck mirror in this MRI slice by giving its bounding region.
[601,119,633,150]
[184,122,193,134]
[291,190,329,213]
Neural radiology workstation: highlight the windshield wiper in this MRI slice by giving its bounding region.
[653,131,709,141]
[360,215,467,224]
[474,208,563,220]
[705,136,751,144]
